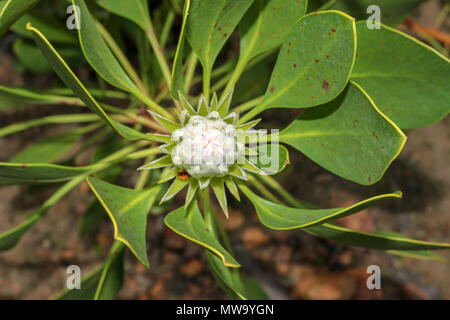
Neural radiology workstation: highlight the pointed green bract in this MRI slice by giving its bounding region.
[210,92,219,111]
[138,155,173,170]
[351,22,450,129]
[178,91,197,115]
[217,88,233,118]
[185,180,198,209]
[198,177,211,189]
[197,96,209,116]
[164,204,240,267]
[148,111,181,133]
[240,184,402,230]
[242,11,356,122]
[237,118,261,131]
[160,178,189,204]
[228,165,247,180]
[224,176,240,201]
[158,167,178,183]
[279,82,407,185]
[211,178,229,217]
[240,159,264,175]
[87,177,161,268]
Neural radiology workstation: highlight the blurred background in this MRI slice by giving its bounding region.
[0,0,449,299]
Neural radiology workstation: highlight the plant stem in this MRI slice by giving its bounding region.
[145,18,172,89]
[184,52,198,94]
[160,11,175,49]
[222,57,247,100]
[199,188,216,235]
[203,68,211,104]
[95,20,148,95]
[0,114,100,138]
[231,96,263,114]
[318,0,338,11]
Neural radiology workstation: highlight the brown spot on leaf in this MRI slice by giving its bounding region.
[293,64,297,68]
[322,80,329,91]
[270,86,275,92]
[332,27,336,32]
[315,59,320,63]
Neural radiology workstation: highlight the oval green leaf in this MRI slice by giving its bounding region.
[351,22,450,129]
[164,203,240,268]
[0,0,40,36]
[240,184,402,230]
[279,82,407,185]
[243,10,356,121]
[307,223,450,251]
[87,177,162,268]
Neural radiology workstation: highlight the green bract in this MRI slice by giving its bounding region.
[0,0,449,300]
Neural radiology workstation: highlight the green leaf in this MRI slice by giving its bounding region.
[94,241,126,300]
[207,252,267,300]
[96,0,150,31]
[171,0,191,97]
[87,177,161,268]
[79,199,106,237]
[71,0,138,93]
[252,143,290,176]
[160,177,189,204]
[351,22,450,129]
[12,10,76,44]
[306,223,450,251]
[328,0,426,26]
[243,10,356,121]
[0,176,84,251]
[0,85,77,109]
[186,0,255,75]
[14,39,83,74]
[10,128,84,164]
[165,203,240,268]
[0,162,98,185]
[238,0,307,63]
[0,0,40,36]
[240,184,402,230]
[387,250,445,262]
[211,178,228,218]
[279,82,407,185]
[27,23,160,142]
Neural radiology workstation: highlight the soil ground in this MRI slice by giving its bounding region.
[0,0,448,299]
